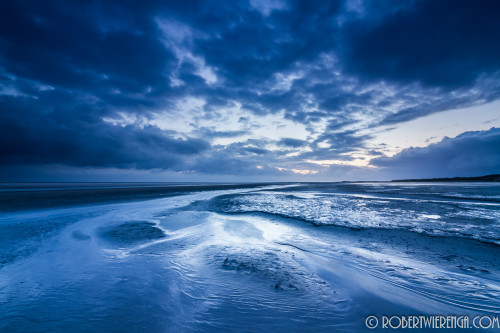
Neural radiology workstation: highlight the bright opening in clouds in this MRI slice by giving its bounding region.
[0,0,499,181]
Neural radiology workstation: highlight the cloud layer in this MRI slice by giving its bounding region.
[371,127,500,179]
[0,0,499,180]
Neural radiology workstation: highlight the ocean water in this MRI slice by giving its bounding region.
[0,182,499,332]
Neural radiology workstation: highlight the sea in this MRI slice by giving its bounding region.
[0,182,499,332]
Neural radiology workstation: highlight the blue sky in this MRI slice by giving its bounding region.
[0,0,499,181]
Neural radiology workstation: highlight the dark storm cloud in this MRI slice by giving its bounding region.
[371,128,500,178]
[341,0,500,88]
[195,0,341,85]
[0,1,175,96]
[0,0,499,178]
[0,94,209,169]
[378,86,500,125]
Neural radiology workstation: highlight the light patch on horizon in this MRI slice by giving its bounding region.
[275,166,319,175]
[306,158,373,168]
[368,100,500,156]
[291,168,319,175]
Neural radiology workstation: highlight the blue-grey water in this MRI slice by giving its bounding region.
[0,182,499,332]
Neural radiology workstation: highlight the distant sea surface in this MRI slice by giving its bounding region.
[1,182,499,331]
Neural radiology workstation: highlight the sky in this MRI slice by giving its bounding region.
[0,0,499,182]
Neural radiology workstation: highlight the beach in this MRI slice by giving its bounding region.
[0,182,499,331]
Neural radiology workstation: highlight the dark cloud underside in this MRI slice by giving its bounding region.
[371,127,500,178]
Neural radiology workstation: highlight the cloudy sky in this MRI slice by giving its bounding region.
[1,0,499,182]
